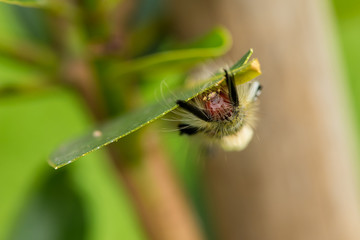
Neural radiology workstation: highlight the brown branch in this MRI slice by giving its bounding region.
[111,129,204,240]
[51,3,205,239]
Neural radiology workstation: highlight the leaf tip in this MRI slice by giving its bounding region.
[48,159,58,170]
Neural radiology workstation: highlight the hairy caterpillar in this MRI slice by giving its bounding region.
[176,70,262,151]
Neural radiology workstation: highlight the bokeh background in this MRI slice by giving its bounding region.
[1,0,360,239]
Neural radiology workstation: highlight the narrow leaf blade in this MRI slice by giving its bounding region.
[230,48,253,70]
[0,0,46,7]
[49,53,261,169]
[107,27,232,78]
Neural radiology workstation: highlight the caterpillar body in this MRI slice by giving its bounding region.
[176,70,262,151]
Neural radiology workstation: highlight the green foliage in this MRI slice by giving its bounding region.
[332,0,360,162]
[107,27,232,78]
[0,0,259,239]
[49,52,260,169]
[0,0,46,8]
[70,151,146,240]
[0,91,145,240]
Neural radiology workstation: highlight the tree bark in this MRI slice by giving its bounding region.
[170,0,360,239]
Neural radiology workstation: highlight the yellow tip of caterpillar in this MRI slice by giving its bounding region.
[220,125,254,151]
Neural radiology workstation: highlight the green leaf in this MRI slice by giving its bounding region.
[106,26,232,78]
[0,0,46,7]
[0,90,90,240]
[0,56,52,98]
[49,51,261,169]
[0,90,145,240]
[70,151,146,240]
[0,4,56,96]
[230,49,253,70]
[0,4,56,67]
[0,4,31,42]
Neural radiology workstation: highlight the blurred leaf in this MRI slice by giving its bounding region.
[0,4,31,42]
[0,41,56,68]
[9,171,86,240]
[0,4,55,95]
[0,90,88,240]
[0,56,52,97]
[0,0,46,7]
[0,57,49,84]
[0,90,145,240]
[49,51,261,169]
[332,0,360,18]
[107,27,232,78]
[332,2,360,153]
[0,6,56,66]
[70,151,146,240]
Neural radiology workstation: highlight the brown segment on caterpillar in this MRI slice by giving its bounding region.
[176,69,262,151]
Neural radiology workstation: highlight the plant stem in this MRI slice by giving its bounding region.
[53,2,205,239]
[110,130,204,240]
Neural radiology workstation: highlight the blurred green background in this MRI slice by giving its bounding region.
[332,0,360,142]
[1,0,360,239]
